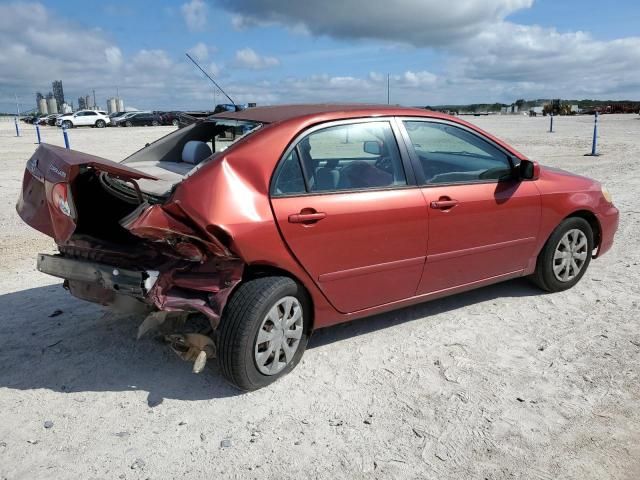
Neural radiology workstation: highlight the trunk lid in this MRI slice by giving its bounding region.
[16,143,158,243]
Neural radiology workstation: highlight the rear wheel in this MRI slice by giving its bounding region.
[125,120,133,127]
[152,120,159,126]
[95,119,106,128]
[172,119,179,126]
[530,217,593,292]
[218,276,310,391]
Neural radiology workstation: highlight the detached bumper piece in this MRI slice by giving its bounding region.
[37,254,153,298]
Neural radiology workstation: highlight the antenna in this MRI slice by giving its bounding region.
[185,53,236,106]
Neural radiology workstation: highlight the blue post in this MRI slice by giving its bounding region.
[585,112,600,156]
[14,117,20,137]
[549,113,554,133]
[35,124,41,144]
[62,125,70,149]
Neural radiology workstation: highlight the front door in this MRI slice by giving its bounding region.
[270,120,428,313]
[400,119,541,294]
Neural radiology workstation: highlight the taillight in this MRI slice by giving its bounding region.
[51,182,74,218]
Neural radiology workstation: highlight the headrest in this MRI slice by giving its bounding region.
[182,140,212,165]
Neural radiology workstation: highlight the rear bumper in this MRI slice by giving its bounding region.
[37,254,158,298]
[595,205,619,257]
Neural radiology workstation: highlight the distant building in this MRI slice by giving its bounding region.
[116,98,124,112]
[78,96,86,110]
[107,97,117,114]
[38,98,48,115]
[52,80,65,110]
[61,103,72,114]
[47,97,58,114]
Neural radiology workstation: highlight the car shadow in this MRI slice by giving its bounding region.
[308,277,542,348]
[0,278,542,402]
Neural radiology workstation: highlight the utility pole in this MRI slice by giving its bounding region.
[387,74,390,105]
[14,93,21,137]
[92,89,96,109]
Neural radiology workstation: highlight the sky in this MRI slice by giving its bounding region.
[1,0,639,112]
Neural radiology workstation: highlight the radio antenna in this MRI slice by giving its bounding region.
[185,53,236,106]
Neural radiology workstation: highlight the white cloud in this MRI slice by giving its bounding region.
[181,0,207,32]
[188,42,209,61]
[104,46,123,67]
[234,48,280,69]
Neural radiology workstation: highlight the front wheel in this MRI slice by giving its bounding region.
[152,120,159,126]
[530,217,593,292]
[62,120,72,129]
[125,121,132,127]
[218,276,310,391]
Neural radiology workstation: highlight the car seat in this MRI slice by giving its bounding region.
[182,140,212,165]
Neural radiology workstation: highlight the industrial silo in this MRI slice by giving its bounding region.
[84,95,91,109]
[47,97,58,114]
[38,98,48,115]
[116,98,124,112]
[107,98,117,114]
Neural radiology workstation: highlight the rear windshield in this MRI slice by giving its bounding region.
[123,118,262,167]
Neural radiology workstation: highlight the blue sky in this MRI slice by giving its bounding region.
[1,0,639,112]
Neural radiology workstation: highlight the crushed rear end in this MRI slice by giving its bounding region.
[16,142,244,371]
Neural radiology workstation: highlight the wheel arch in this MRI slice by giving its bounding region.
[228,263,316,332]
[564,209,601,252]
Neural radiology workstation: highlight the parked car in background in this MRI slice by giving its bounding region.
[46,114,62,126]
[15,104,619,390]
[109,111,140,126]
[159,111,182,126]
[56,110,111,128]
[117,111,161,127]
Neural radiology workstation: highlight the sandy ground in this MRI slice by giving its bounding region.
[0,114,638,480]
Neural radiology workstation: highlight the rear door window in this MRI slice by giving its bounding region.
[274,121,407,195]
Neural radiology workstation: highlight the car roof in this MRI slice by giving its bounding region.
[214,103,447,124]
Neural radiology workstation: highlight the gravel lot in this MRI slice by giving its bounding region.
[0,114,638,480]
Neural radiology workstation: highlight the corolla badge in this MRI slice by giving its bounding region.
[48,163,67,179]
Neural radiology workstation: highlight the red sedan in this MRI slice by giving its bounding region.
[16,104,619,390]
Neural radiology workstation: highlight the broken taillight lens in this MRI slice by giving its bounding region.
[51,182,74,218]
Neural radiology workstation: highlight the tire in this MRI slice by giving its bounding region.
[125,121,133,127]
[95,120,106,128]
[530,217,594,292]
[172,119,179,127]
[152,120,159,126]
[218,276,310,391]
[62,120,72,129]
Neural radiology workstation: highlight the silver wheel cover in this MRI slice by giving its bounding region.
[254,296,304,375]
[552,228,588,282]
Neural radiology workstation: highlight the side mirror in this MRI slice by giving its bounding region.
[363,140,381,156]
[519,159,540,180]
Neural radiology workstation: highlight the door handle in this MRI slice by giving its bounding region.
[430,199,459,209]
[288,211,327,224]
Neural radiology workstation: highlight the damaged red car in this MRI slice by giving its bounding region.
[16,104,619,390]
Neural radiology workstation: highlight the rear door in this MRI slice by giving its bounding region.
[270,119,428,314]
[400,119,541,294]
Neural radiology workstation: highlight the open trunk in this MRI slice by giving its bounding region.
[16,141,242,329]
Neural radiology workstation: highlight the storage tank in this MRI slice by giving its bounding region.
[47,97,58,114]
[107,98,117,114]
[38,98,48,115]
[116,98,124,112]
[84,95,91,109]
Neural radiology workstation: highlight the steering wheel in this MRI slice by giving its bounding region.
[374,156,394,174]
